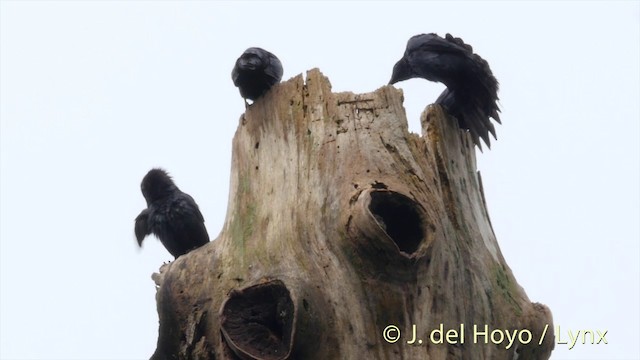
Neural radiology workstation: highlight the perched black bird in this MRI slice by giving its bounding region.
[134,168,209,259]
[389,33,501,149]
[232,47,283,106]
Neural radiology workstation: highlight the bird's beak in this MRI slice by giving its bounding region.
[388,60,402,85]
[388,68,398,85]
[389,57,411,85]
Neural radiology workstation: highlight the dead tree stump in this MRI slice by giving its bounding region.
[150,69,554,360]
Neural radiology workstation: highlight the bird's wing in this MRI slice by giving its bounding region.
[171,193,210,246]
[403,34,477,87]
[409,33,471,57]
[134,209,152,246]
[444,33,474,52]
[231,64,240,84]
[436,88,497,149]
[175,193,205,223]
[264,54,284,82]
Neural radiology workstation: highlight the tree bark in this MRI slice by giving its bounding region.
[150,69,554,360]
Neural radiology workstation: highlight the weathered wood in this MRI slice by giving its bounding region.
[151,69,554,360]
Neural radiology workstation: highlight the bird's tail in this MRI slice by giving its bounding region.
[436,34,501,150]
[436,88,500,150]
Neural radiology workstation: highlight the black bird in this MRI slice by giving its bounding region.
[389,33,501,149]
[135,168,209,259]
[232,47,283,106]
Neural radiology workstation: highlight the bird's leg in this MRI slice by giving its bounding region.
[244,99,249,109]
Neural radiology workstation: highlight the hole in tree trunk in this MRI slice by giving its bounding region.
[220,280,294,360]
[369,191,424,255]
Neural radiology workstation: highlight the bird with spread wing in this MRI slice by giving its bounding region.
[389,33,501,150]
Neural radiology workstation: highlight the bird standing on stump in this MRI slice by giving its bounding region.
[389,33,501,150]
[232,47,283,107]
[135,168,210,259]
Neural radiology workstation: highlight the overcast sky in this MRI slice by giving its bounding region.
[1,1,638,359]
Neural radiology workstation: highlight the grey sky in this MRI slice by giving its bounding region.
[1,1,638,359]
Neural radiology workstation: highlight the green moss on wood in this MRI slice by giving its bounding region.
[230,171,257,265]
[494,264,522,316]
